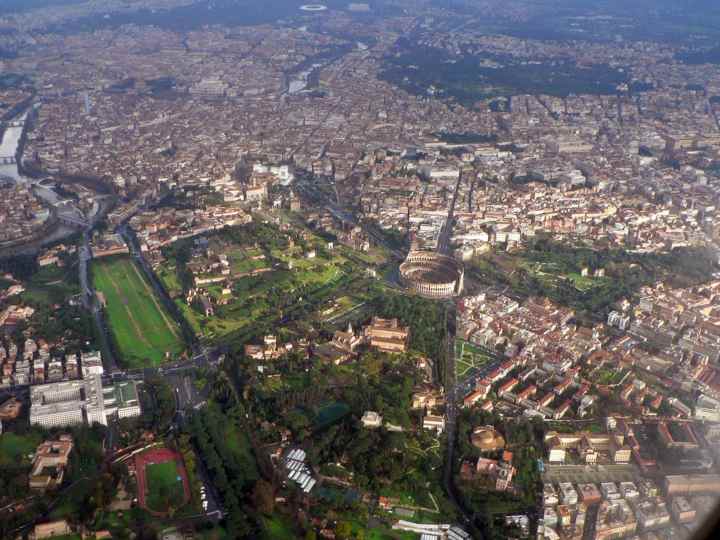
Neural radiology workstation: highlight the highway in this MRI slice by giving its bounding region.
[441,301,483,539]
[433,170,486,538]
[78,201,121,374]
[582,503,599,540]
[78,234,92,309]
[436,172,463,255]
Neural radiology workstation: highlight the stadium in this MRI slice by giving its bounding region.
[399,250,464,299]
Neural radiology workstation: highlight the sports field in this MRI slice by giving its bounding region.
[135,447,190,515]
[146,460,185,512]
[92,256,185,367]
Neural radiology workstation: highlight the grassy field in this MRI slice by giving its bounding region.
[145,460,185,513]
[348,519,419,540]
[0,432,41,465]
[224,421,257,466]
[228,246,268,274]
[92,256,185,367]
[21,263,79,307]
[520,261,612,293]
[262,516,297,540]
[593,367,628,385]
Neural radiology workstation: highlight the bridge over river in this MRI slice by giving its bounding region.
[0,114,25,174]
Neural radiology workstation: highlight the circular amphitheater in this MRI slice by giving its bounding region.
[399,250,464,299]
[471,426,505,452]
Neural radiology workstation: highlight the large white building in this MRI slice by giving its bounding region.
[252,162,294,185]
[30,400,84,428]
[30,375,141,428]
[189,78,228,97]
[104,380,142,419]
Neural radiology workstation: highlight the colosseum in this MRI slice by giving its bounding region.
[399,250,464,299]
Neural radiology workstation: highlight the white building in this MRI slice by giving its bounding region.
[30,401,84,428]
[190,78,228,97]
[30,379,83,405]
[695,395,720,422]
[601,482,620,500]
[619,482,640,500]
[103,380,142,419]
[548,447,566,464]
[283,448,316,494]
[421,164,460,180]
[361,410,383,428]
[80,351,104,378]
[423,414,446,433]
[30,376,140,428]
[252,162,294,185]
[635,498,670,530]
[559,482,578,505]
[543,483,559,506]
[607,310,631,330]
[668,397,692,417]
[544,507,558,528]
[84,375,108,426]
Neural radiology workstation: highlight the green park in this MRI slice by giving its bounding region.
[455,339,497,382]
[0,432,41,466]
[469,238,715,320]
[157,221,376,347]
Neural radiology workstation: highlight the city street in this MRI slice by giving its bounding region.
[168,373,207,412]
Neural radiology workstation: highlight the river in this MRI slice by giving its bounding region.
[0,110,84,255]
[0,112,27,183]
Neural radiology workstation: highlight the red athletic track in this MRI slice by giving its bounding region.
[134,447,191,516]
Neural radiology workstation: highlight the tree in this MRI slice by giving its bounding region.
[335,521,352,540]
[252,479,274,515]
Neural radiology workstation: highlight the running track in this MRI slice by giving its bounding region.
[135,447,191,516]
